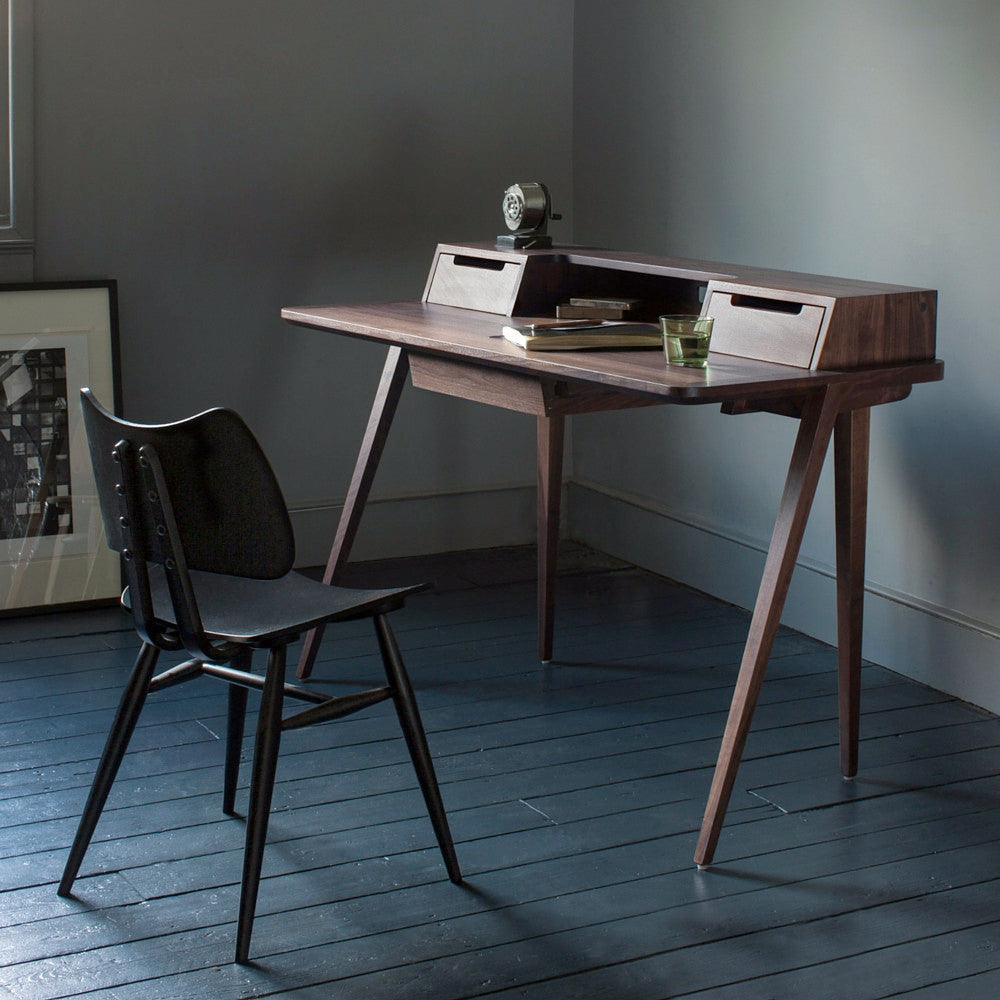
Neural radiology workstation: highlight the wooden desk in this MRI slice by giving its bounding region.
[282,245,941,866]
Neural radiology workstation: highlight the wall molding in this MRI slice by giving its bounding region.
[567,476,1000,715]
[289,482,538,568]
[287,472,1000,715]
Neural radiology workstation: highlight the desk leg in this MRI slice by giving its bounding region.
[296,347,410,680]
[834,406,870,778]
[694,387,845,867]
[538,414,565,662]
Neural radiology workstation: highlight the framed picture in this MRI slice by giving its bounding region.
[0,281,121,614]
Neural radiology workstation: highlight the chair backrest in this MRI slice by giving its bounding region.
[81,389,295,658]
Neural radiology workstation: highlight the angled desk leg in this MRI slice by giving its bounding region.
[694,385,847,868]
[834,406,870,778]
[296,347,410,680]
[537,414,565,663]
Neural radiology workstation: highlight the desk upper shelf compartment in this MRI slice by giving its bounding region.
[422,242,937,371]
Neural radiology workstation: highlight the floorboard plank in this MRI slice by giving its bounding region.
[885,967,1000,1000]
[1,544,997,1000]
[21,811,1000,1000]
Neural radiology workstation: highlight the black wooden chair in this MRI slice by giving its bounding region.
[58,389,461,963]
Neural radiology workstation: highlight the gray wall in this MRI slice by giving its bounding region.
[570,0,1000,711]
[33,0,574,560]
[28,2,1000,712]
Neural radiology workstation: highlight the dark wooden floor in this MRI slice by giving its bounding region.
[2,544,999,999]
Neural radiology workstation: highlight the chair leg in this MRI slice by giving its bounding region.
[58,642,160,897]
[374,613,462,884]
[235,645,286,964]
[223,648,252,816]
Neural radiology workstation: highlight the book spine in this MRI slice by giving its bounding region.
[556,304,633,320]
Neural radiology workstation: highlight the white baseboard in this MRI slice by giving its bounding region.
[289,484,538,568]
[567,479,1000,716]
[287,476,1000,715]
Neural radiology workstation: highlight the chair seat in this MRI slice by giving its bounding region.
[123,569,426,647]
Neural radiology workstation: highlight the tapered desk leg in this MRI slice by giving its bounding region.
[537,414,565,663]
[834,406,870,778]
[694,387,847,868]
[297,347,410,680]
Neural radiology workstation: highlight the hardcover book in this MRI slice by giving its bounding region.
[501,321,661,351]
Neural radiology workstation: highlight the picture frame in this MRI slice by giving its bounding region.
[0,280,121,615]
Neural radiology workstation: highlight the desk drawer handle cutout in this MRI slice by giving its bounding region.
[453,255,507,271]
[730,294,804,315]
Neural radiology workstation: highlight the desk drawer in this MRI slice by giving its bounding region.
[425,252,525,313]
[705,282,829,369]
